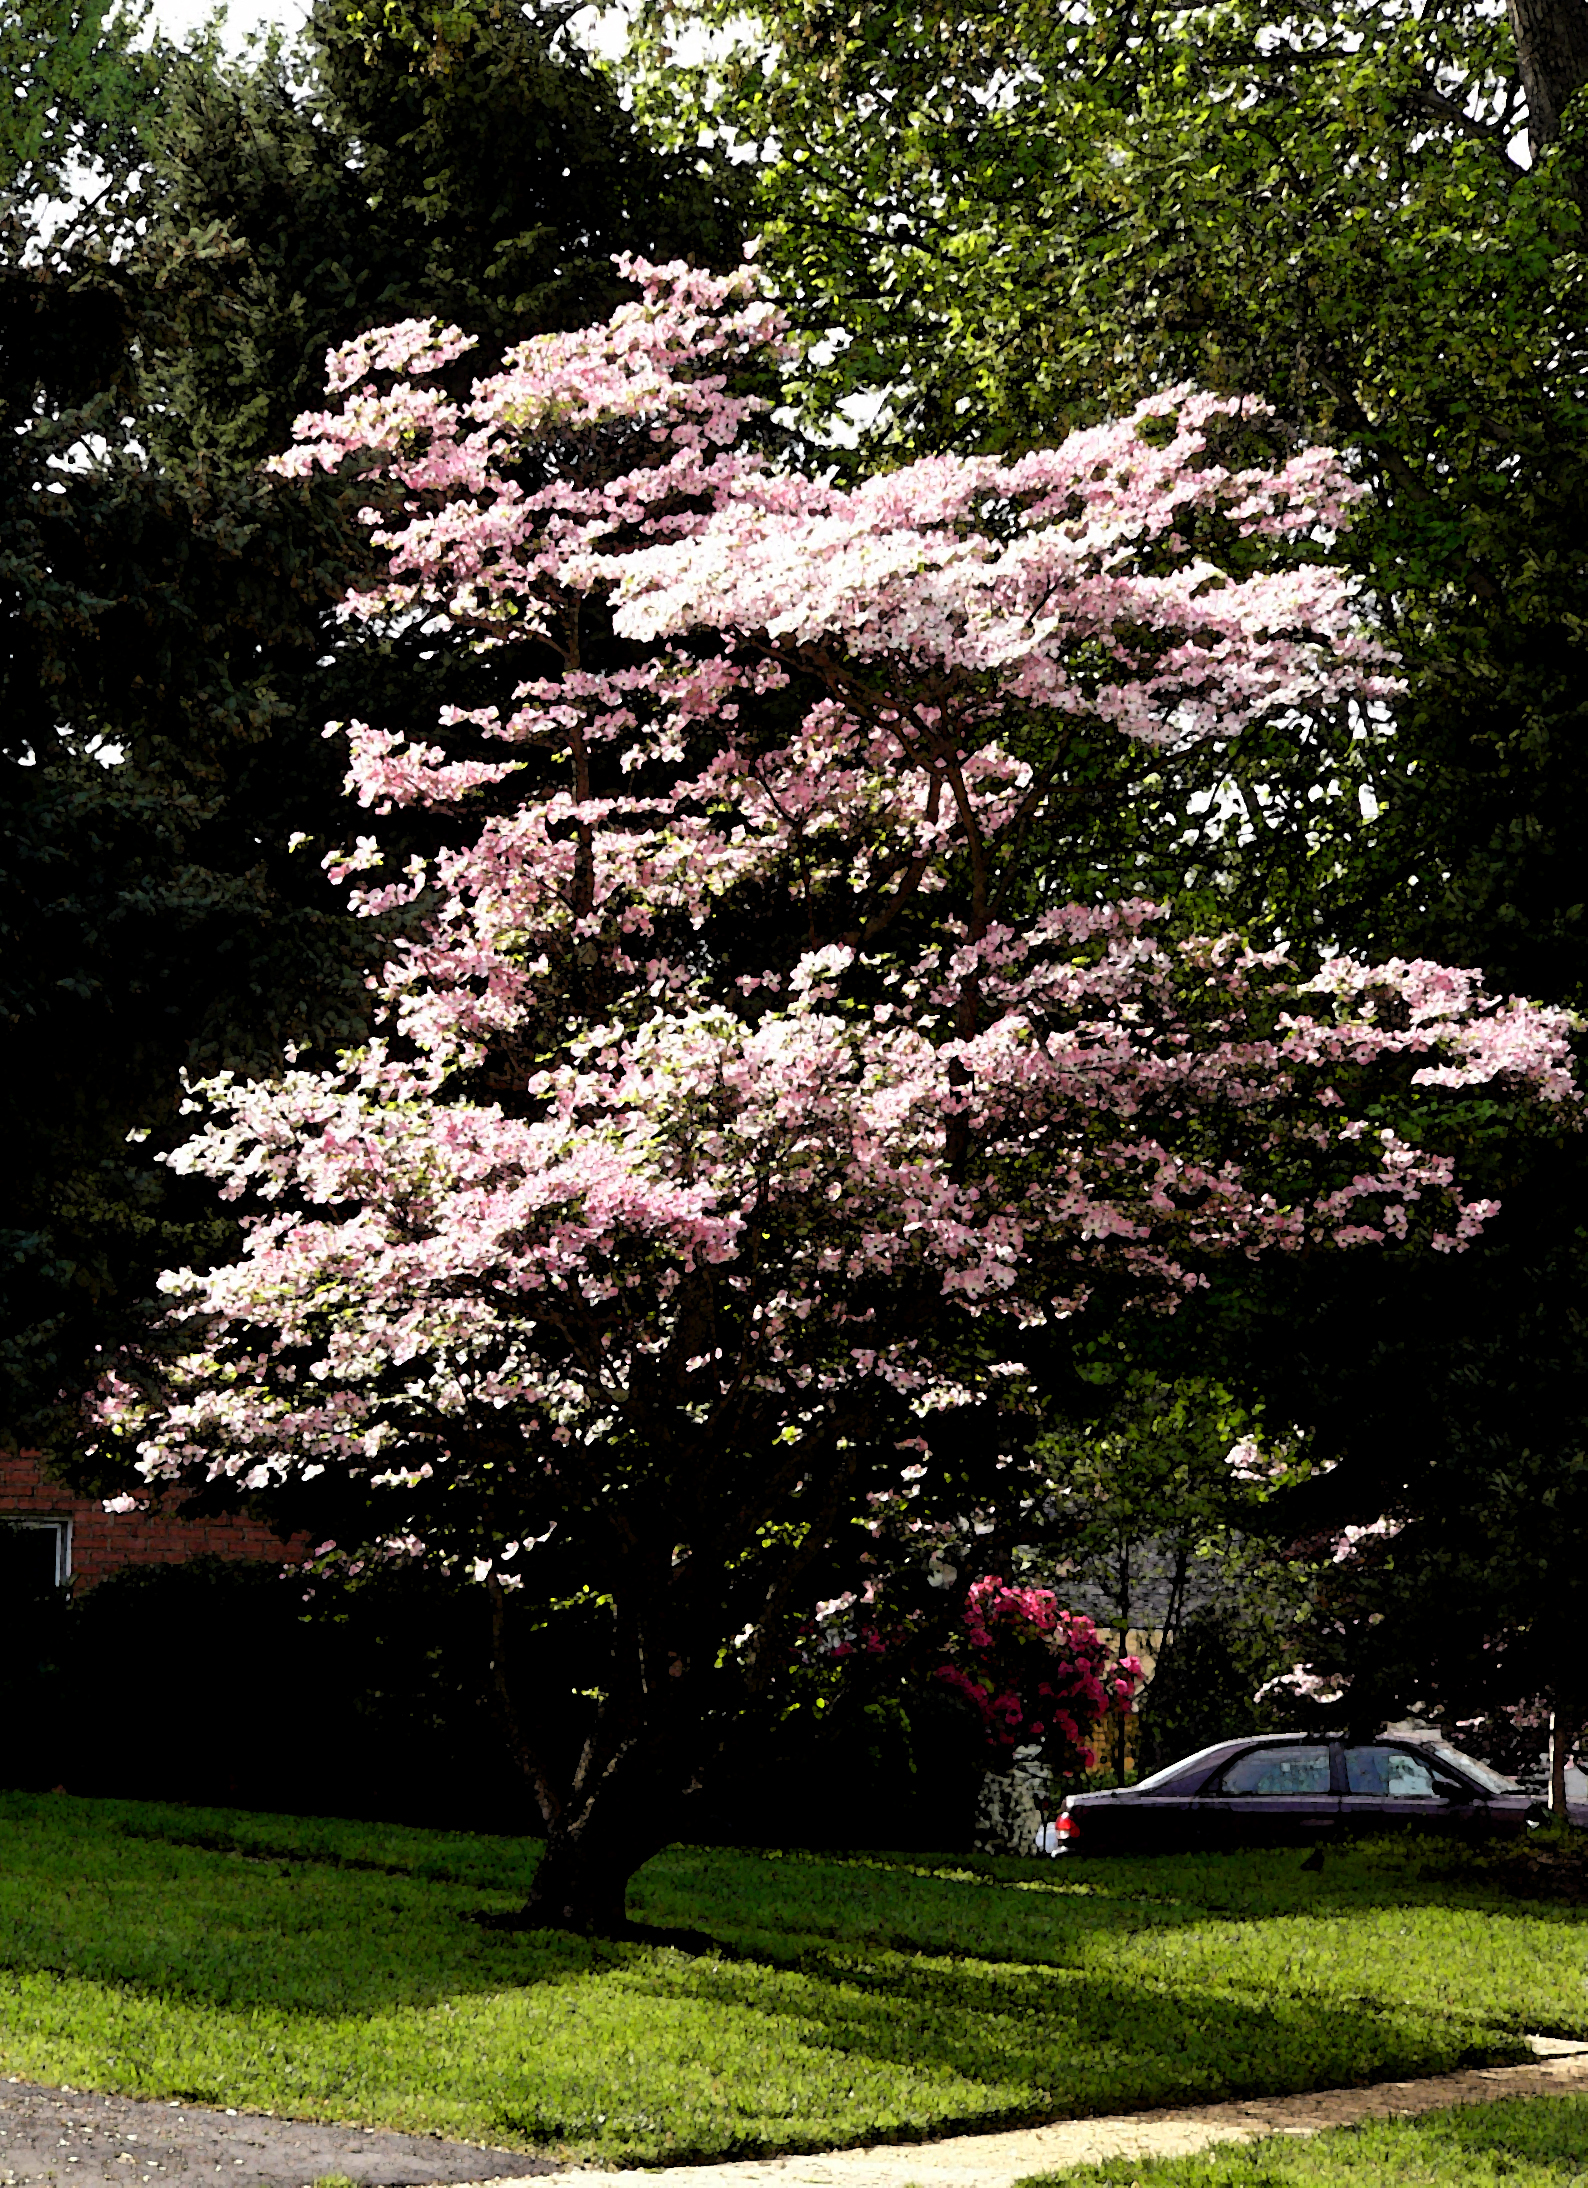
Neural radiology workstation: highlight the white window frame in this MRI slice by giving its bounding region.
[3,1516,72,1585]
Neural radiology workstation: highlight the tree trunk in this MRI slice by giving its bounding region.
[1507,0,1588,151]
[485,1572,693,1936]
[517,1813,657,1935]
[1113,1538,1132,1781]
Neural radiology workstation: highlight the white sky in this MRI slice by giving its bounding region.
[138,0,627,58]
[141,0,307,47]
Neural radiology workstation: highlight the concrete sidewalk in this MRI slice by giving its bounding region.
[477,2039,1588,2188]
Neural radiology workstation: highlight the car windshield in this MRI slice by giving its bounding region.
[1431,1743,1517,1793]
[1130,1742,1240,1793]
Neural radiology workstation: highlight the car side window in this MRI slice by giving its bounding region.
[1344,1747,1437,1799]
[1218,1745,1332,1796]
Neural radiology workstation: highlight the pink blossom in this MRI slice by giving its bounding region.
[87,263,1578,1758]
[1331,1516,1405,1563]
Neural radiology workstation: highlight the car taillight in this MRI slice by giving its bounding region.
[1055,1810,1081,1842]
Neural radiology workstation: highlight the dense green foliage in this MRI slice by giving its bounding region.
[0,0,284,1443]
[1207,1166,1588,1749]
[0,1553,991,1849]
[0,1556,530,1827]
[0,0,742,1449]
[4,1793,1587,2162]
[620,0,1588,1749]
[0,0,151,205]
[149,0,744,472]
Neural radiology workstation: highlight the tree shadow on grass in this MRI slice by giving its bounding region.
[0,1797,1563,2170]
[597,1943,1517,2151]
[635,1836,1584,1972]
[473,1954,1520,2165]
[0,1792,1567,2043]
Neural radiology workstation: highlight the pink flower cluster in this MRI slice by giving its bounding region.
[936,1576,1143,1762]
[1256,1663,1351,1707]
[87,260,1578,1621]
[1331,1516,1405,1564]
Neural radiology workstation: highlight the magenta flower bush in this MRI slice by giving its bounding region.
[936,1578,1142,1765]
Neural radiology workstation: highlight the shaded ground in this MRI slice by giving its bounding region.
[1467,1831,1588,1902]
[0,2081,550,2188]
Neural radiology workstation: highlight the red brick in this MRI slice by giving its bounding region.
[0,1450,306,1587]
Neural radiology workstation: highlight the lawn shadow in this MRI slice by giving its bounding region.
[0,1792,1575,2052]
[603,1934,1523,2158]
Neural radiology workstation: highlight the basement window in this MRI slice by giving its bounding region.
[0,1517,72,1590]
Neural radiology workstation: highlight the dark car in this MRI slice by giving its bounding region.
[1041,1732,1545,1856]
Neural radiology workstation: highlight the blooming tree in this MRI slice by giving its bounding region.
[92,260,1577,1930]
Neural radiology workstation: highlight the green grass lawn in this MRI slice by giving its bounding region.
[1,1791,1586,2166]
[1016,2093,1588,2187]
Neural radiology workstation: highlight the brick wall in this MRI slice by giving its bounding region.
[0,1449,305,1587]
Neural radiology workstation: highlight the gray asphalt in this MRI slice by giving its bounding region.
[0,2080,547,2188]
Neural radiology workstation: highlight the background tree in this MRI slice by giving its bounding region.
[2,0,742,1449]
[0,0,254,1436]
[1207,1160,1588,1805]
[623,0,1588,986]
[617,0,1588,1767]
[1019,1377,1302,1775]
[0,0,150,208]
[1507,0,1588,165]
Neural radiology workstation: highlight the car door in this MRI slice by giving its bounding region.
[1197,1742,1339,1849]
[1339,1744,1484,1837]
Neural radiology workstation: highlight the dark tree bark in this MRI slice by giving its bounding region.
[1507,0,1588,149]
[486,1567,720,1935]
[494,1716,696,1934]
[517,1799,677,1935]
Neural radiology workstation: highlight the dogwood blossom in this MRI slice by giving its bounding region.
[88,260,1577,1929]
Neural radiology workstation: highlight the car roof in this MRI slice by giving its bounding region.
[1123,1733,1309,1791]
[1140,1731,1435,1785]
[1152,1731,1502,1775]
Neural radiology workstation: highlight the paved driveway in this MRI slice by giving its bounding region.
[0,2081,549,2188]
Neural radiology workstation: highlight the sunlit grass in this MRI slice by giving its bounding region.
[0,1792,1584,2164]
[1015,2093,1588,2187]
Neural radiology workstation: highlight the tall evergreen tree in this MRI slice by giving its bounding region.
[2,0,742,1447]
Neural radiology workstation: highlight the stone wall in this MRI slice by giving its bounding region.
[973,1746,1051,1855]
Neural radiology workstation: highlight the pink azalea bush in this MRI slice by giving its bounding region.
[804,1567,1138,1774]
[89,259,1577,1928]
[936,1578,1142,1767]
